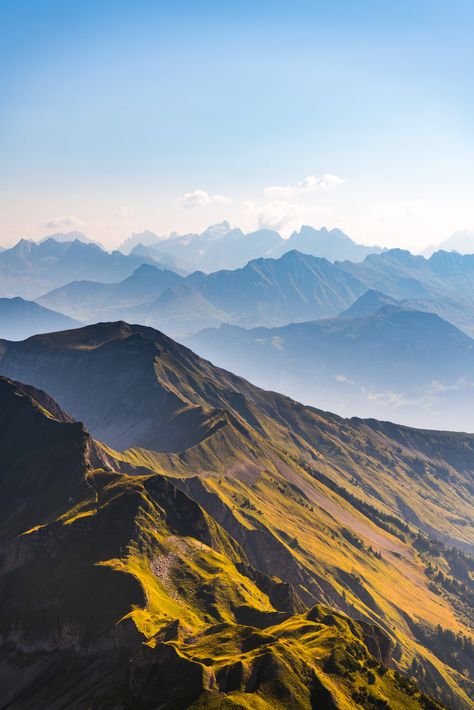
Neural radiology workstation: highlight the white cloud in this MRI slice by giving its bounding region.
[244,198,325,235]
[116,204,136,223]
[256,200,306,232]
[240,173,344,235]
[263,174,346,200]
[43,215,87,230]
[179,190,231,208]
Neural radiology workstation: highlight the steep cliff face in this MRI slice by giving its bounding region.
[0,376,449,709]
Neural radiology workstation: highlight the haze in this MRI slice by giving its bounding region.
[2,0,474,249]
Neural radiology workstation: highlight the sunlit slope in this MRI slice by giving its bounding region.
[0,322,472,707]
[1,321,469,548]
[0,377,441,710]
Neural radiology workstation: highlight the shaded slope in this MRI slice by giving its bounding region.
[38,263,182,322]
[186,250,366,327]
[339,289,399,317]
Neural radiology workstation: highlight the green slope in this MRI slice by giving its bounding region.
[0,376,446,709]
[0,322,472,708]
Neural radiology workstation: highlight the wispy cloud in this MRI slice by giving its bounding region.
[179,190,231,208]
[333,374,356,384]
[263,174,346,200]
[43,215,87,230]
[366,390,420,408]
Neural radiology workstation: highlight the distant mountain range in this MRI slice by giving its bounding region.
[338,248,474,336]
[423,228,474,257]
[38,251,367,335]
[0,237,172,299]
[188,298,474,431]
[0,297,79,340]
[120,222,384,272]
[0,321,472,707]
[36,246,474,339]
[38,230,105,249]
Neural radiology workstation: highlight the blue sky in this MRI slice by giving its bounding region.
[1,0,474,248]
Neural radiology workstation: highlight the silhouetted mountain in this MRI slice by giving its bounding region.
[132,223,282,273]
[423,228,474,257]
[38,230,104,249]
[0,238,169,299]
[37,264,182,321]
[339,248,474,336]
[126,283,231,336]
[0,297,79,340]
[129,242,191,273]
[118,223,383,272]
[185,250,366,328]
[188,305,474,431]
[274,225,384,262]
[37,251,367,334]
[119,229,163,253]
[32,245,474,340]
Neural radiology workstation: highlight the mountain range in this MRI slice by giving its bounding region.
[337,248,474,336]
[0,296,79,340]
[423,229,474,257]
[0,321,472,708]
[37,251,368,335]
[35,246,474,341]
[0,237,172,299]
[187,298,474,430]
[121,222,384,272]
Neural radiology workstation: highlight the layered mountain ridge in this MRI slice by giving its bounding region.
[0,321,472,708]
[0,374,447,710]
[188,302,474,430]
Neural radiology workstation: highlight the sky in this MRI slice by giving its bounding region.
[1,0,474,250]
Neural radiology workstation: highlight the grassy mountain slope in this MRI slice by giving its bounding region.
[0,322,472,707]
[0,376,444,710]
